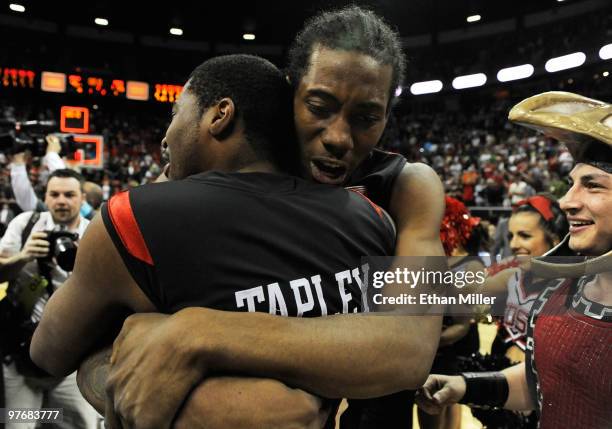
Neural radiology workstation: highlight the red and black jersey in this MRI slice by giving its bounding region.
[101,171,394,315]
[525,276,612,429]
[346,149,406,213]
[342,150,411,429]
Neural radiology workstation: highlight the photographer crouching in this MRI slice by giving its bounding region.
[0,169,98,429]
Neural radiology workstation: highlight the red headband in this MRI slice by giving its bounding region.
[514,196,554,221]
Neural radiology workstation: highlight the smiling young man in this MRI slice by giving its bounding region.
[563,165,611,254]
[0,169,96,429]
[417,92,612,429]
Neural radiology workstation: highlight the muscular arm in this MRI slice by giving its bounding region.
[173,377,328,429]
[30,215,155,377]
[173,309,437,398]
[77,344,327,429]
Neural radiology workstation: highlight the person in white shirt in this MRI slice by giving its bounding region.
[0,168,97,429]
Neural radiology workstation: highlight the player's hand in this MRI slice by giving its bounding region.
[415,374,466,415]
[105,313,206,429]
[19,231,49,262]
[45,135,62,154]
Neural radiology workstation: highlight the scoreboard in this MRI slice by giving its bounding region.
[2,66,182,103]
[67,74,129,97]
[63,73,181,102]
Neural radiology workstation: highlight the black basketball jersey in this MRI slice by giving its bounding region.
[342,150,413,429]
[345,149,406,213]
[101,171,394,315]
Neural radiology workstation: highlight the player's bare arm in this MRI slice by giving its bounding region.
[30,214,155,377]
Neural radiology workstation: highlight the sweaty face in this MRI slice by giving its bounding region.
[294,46,392,185]
[560,163,612,256]
[45,177,83,226]
[162,84,204,180]
[508,212,551,257]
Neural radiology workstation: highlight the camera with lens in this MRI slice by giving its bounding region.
[40,230,80,272]
[0,120,77,157]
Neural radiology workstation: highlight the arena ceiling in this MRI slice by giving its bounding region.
[5,0,607,45]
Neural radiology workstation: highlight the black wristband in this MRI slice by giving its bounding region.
[459,371,509,409]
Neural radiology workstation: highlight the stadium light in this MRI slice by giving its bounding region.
[599,43,612,60]
[497,64,535,82]
[395,86,403,97]
[604,71,610,77]
[410,80,443,95]
[452,73,487,90]
[243,33,255,41]
[9,3,25,12]
[544,52,586,72]
[95,18,109,26]
[466,15,481,23]
[170,27,183,36]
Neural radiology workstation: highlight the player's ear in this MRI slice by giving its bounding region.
[209,98,236,138]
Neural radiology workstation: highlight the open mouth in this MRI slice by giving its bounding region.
[310,158,348,185]
[568,220,594,234]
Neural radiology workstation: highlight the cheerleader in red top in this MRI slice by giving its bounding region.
[490,196,568,360]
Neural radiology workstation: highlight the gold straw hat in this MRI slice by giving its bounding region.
[508,91,612,167]
[509,91,612,276]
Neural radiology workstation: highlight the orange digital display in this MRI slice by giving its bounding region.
[7,67,182,104]
[60,106,90,133]
[69,74,110,97]
[154,84,183,103]
[41,71,66,93]
[126,81,149,101]
[1,67,36,89]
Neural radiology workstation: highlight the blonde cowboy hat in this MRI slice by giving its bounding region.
[508,91,612,169]
[509,91,612,277]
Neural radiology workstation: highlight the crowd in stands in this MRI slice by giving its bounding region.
[2,1,610,231]
[0,84,595,237]
[380,98,574,208]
